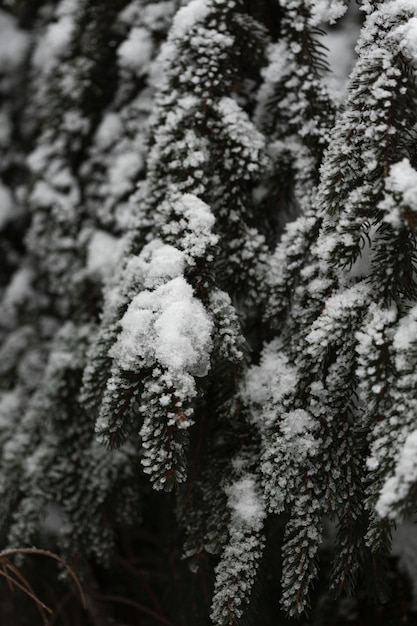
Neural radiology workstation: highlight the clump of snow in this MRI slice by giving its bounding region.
[0,183,13,230]
[87,230,124,281]
[261,41,290,85]
[259,405,318,516]
[307,0,347,26]
[141,242,185,288]
[211,467,265,623]
[226,475,265,528]
[27,144,54,175]
[388,158,417,203]
[216,97,267,178]
[393,305,417,372]
[380,159,417,229]
[117,27,153,74]
[396,16,417,64]
[170,0,210,39]
[356,304,397,375]
[243,340,297,428]
[109,152,144,198]
[56,0,79,17]
[376,430,417,519]
[0,10,29,71]
[62,109,89,135]
[282,409,319,461]
[142,1,176,31]
[0,391,21,433]
[254,40,292,127]
[32,11,76,73]
[106,241,185,316]
[154,287,212,375]
[112,303,151,371]
[149,40,174,88]
[118,0,175,32]
[394,310,417,355]
[118,1,140,25]
[111,275,213,377]
[307,283,370,356]
[281,408,316,438]
[177,193,215,231]
[208,289,244,362]
[95,113,123,150]
[2,268,33,309]
[161,193,218,261]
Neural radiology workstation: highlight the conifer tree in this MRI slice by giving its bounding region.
[0,0,172,579]
[249,0,417,617]
[0,8,29,288]
[1,1,417,625]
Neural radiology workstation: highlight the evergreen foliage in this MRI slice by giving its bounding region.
[0,0,417,625]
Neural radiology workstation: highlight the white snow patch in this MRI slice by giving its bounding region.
[154,292,211,375]
[0,391,20,432]
[178,193,215,231]
[161,193,218,261]
[394,312,417,355]
[3,268,32,308]
[307,0,347,25]
[226,476,266,528]
[281,408,316,438]
[382,159,417,229]
[118,0,175,32]
[118,27,154,74]
[142,243,185,288]
[307,283,370,353]
[56,0,79,17]
[109,152,144,197]
[95,113,123,150]
[142,1,176,31]
[33,14,75,73]
[280,409,319,460]
[87,230,124,281]
[377,430,417,519]
[389,159,417,203]
[243,340,297,426]
[0,10,29,71]
[170,0,210,39]
[393,306,417,372]
[397,17,417,64]
[261,41,290,85]
[111,275,213,376]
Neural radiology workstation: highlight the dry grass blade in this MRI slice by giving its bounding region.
[1,561,13,593]
[0,561,52,624]
[0,547,86,609]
